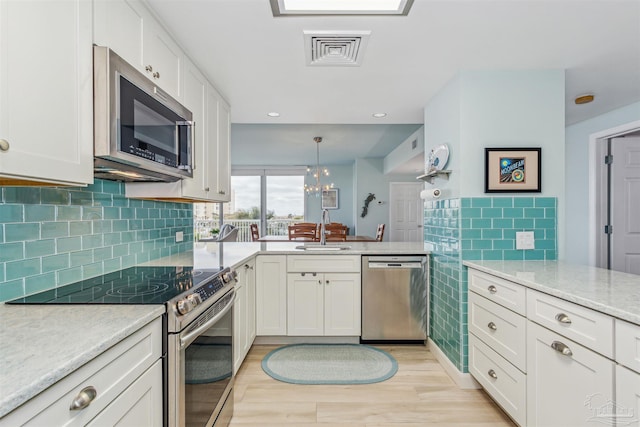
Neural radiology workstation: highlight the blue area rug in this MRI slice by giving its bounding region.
[261,344,398,384]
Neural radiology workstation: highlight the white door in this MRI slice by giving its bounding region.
[389,182,423,242]
[611,137,640,274]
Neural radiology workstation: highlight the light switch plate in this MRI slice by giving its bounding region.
[515,231,534,250]
[175,231,184,242]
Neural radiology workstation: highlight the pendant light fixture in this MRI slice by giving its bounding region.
[304,136,334,197]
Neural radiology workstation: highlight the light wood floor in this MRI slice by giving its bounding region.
[230,344,516,426]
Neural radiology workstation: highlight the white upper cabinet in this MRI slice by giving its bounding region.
[94,0,182,100]
[0,0,93,186]
[206,85,231,202]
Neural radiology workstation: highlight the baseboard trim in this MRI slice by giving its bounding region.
[427,338,481,390]
[254,336,360,345]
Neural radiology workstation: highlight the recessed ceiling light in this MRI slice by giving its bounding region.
[372,113,387,118]
[270,0,413,16]
[575,94,595,105]
[267,112,280,117]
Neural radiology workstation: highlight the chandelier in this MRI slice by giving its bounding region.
[304,136,334,197]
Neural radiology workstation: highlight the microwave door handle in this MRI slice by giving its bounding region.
[176,121,194,172]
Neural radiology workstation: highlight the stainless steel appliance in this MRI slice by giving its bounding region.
[361,255,428,341]
[94,46,194,182]
[8,265,237,427]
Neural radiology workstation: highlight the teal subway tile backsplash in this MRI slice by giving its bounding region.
[0,179,193,301]
[425,196,558,373]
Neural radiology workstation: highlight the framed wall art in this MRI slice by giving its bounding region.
[484,148,541,193]
[321,188,339,209]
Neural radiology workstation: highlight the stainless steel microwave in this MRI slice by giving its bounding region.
[93,46,194,182]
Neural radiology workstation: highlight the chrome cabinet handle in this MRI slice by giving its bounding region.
[152,71,160,79]
[300,272,317,277]
[218,190,226,195]
[555,313,572,324]
[325,280,329,284]
[204,187,210,192]
[488,369,498,379]
[145,65,153,72]
[244,264,253,270]
[0,139,9,152]
[487,322,497,331]
[69,386,97,411]
[487,285,497,294]
[551,340,573,356]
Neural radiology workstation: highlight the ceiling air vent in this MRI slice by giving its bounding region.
[304,30,371,66]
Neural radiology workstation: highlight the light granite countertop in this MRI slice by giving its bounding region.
[0,304,164,418]
[141,241,431,270]
[1,241,427,418]
[463,260,640,325]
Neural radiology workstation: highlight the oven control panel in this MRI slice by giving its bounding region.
[175,268,236,315]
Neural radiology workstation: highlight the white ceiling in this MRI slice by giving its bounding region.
[147,0,640,165]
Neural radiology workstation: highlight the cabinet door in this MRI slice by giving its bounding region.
[233,281,247,374]
[527,321,614,426]
[324,273,361,336]
[0,0,93,185]
[256,255,287,335]
[93,0,144,71]
[86,360,162,427]
[205,86,231,202]
[141,15,182,100]
[180,58,209,200]
[287,273,324,336]
[616,365,640,427]
[216,97,231,201]
[246,259,257,347]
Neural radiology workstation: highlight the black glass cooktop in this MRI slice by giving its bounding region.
[6,266,221,305]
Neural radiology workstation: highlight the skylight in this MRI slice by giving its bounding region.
[270,0,413,16]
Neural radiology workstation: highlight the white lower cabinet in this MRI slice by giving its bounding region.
[0,318,162,426]
[234,259,256,373]
[526,320,614,427]
[469,334,526,426]
[287,272,361,336]
[616,365,640,427]
[255,255,287,335]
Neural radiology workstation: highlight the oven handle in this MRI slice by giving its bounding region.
[179,291,235,349]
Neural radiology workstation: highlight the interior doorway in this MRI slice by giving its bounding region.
[389,182,424,242]
[591,121,640,274]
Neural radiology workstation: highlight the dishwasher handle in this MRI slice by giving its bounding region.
[367,262,423,269]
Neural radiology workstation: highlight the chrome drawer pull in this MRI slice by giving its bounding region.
[488,369,498,379]
[487,322,497,331]
[487,285,497,294]
[0,139,9,152]
[555,313,572,324]
[70,386,97,411]
[551,341,573,357]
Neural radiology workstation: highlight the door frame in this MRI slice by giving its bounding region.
[589,120,640,266]
[389,181,424,242]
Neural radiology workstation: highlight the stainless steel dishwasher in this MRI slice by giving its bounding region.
[361,255,428,341]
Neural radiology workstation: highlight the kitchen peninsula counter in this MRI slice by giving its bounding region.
[464,260,640,325]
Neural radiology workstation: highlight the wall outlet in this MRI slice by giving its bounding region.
[515,231,535,250]
[175,231,184,242]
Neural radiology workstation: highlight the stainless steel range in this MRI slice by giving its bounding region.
[8,265,237,427]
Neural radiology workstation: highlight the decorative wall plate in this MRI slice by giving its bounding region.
[427,144,449,171]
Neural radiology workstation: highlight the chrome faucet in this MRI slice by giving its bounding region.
[320,209,330,245]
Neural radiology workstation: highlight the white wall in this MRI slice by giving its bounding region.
[564,101,640,264]
[383,127,424,174]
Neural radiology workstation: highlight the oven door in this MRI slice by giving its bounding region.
[169,290,235,427]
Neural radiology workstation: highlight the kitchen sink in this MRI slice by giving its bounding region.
[295,245,351,251]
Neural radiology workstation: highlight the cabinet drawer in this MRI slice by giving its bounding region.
[616,319,640,374]
[468,269,526,315]
[1,318,162,426]
[287,255,361,273]
[469,292,526,371]
[527,288,613,358]
[469,333,526,427]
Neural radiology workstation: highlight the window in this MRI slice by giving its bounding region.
[194,168,306,242]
